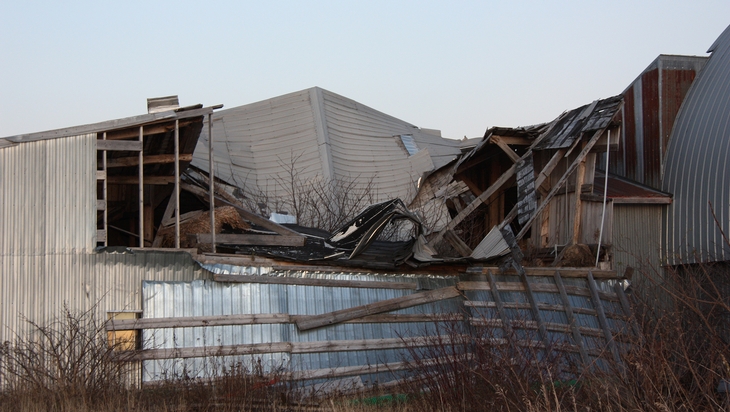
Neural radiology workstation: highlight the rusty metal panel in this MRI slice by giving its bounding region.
[641,69,661,188]
[0,134,97,256]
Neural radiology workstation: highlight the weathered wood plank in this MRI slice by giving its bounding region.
[491,136,521,163]
[465,266,619,279]
[487,269,515,343]
[587,271,622,365]
[295,287,461,331]
[97,140,143,151]
[96,230,107,243]
[213,274,417,290]
[106,175,175,185]
[572,143,587,244]
[96,199,106,211]
[96,170,106,180]
[443,230,473,257]
[196,233,306,247]
[107,153,193,168]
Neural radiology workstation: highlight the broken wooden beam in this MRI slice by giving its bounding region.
[195,233,306,247]
[295,286,461,331]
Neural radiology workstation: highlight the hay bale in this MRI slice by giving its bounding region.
[559,244,594,267]
[156,206,250,250]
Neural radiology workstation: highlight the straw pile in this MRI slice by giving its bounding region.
[157,206,250,250]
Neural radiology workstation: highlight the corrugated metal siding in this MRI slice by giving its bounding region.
[0,134,96,256]
[0,250,206,344]
[142,272,458,382]
[612,205,663,282]
[663,25,730,265]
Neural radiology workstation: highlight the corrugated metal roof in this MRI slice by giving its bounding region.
[533,96,623,151]
[663,24,730,265]
[191,87,462,207]
[591,172,672,204]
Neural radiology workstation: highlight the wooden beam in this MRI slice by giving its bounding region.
[428,163,517,248]
[195,233,305,247]
[554,270,591,366]
[490,135,532,145]
[587,271,622,365]
[97,140,143,151]
[104,119,196,140]
[487,269,516,345]
[516,262,551,352]
[295,286,461,331]
[106,176,175,185]
[96,230,107,243]
[96,170,106,180]
[491,136,521,163]
[464,266,619,279]
[179,182,305,238]
[213,274,417,290]
[443,230,473,257]
[516,128,605,241]
[106,153,193,168]
[458,279,620,302]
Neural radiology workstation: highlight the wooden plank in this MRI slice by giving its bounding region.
[458,279,620,302]
[614,283,642,341]
[490,135,532,146]
[118,335,460,361]
[487,269,515,343]
[96,170,106,180]
[295,286,461,331]
[428,163,517,247]
[104,119,197,140]
[108,313,456,331]
[107,175,175,185]
[465,266,619,279]
[108,313,292,330]
[554,270,590,366]
[470,318,606,339]
[196,233,305,247]
[491,136,521,163]
[516,262,551,352]
[179,182,304,238]
[587,271,622,365]
[443,230,473,257]
[96,230,107,243]
[96,140,143,151]
[213,274,417,290]
[106,153,193,168]
[516,128,605,241]
[96,199,106,211]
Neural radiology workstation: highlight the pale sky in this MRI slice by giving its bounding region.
[1,1,729,140]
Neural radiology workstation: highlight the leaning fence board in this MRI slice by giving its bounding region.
[107,313,457,331]
[295,286,461,331]
[118,336,464,361]
[587,271,622,365]
[554,270,591,365]
[213,274,417,290]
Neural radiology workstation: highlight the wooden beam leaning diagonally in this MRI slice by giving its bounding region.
[486,269,516,346]
[553,270,591,366]
[295,286,461,331]
[514,262,552,352]
[428,163,517,248]
[491,136,521,163]
[516,128,605,241]
[587,271,622,366]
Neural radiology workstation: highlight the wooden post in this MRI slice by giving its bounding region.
[138,126,144,248]
[174,119,180,249]
[102,132,108,246]
[208,113,216,253]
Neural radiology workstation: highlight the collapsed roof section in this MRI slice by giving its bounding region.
[190,87,464,216]
[423,95,629,264]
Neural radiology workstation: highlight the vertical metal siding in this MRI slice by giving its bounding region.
[613,205,663,283]
[0,134,96,256]
[663,25,730,265]
[0,250,206,344]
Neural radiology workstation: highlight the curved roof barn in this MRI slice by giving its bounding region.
[663,24,730,264]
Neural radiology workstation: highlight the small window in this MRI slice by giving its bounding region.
[399,134,419,156]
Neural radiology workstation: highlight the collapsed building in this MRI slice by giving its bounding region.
[3,24,729,392]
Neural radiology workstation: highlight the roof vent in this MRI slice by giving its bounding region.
[147,95,180,113]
